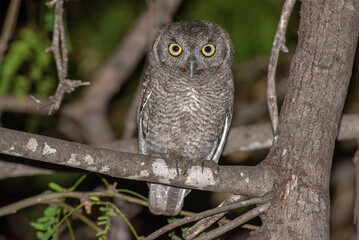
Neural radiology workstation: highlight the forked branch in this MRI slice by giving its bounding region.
[33,0,89,114]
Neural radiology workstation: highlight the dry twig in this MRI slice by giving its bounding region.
[267,0,296,133]
[0,188,147,217]
[144,196,270,240]
[0,0,21,69]
[34,0,89,115]
[183,195,246,240]
[192,202,270,240]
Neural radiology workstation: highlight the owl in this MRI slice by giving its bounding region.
[138,20,234,216]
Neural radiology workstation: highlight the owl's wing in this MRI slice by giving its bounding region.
[137,69,152,155]
[208,110,232,163]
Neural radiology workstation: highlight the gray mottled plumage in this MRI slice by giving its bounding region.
[138,20,234,216]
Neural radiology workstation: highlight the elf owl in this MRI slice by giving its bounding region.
[138,20,234,216]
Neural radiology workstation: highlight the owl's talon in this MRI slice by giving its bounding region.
[201,160,220,178]
[176,158,188,176]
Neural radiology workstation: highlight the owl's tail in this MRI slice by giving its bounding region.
[148,183,190,216]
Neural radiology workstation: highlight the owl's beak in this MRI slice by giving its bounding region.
[187,56,197,77]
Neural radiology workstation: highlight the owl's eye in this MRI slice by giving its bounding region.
[168,43,183,56]
[201,43,216,57]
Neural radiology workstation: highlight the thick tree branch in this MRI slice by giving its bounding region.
[1,114,358,180]
[250,0,359,239]
[0,127,275,196]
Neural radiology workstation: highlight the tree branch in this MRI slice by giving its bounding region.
[103,114,359,156]
[267,0,296,133]
[0,127,275,196]
[193,202,270,240]
[0,0,21,69]
[182,195,246,240]
[251,0,359,238]
[144,196,271,240]
[0,188,147,217]
[1,114,358,180]
[33,0,89,115]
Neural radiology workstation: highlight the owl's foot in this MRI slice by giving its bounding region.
[191,158,219,178]
[202,159,220,178]
[168,151,189,176]
[175,156,189,176]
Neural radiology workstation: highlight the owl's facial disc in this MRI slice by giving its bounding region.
[187,55,196,77]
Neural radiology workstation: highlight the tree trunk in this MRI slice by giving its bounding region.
[251,0,359,239]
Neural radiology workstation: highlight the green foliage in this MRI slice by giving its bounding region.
[30,204,61,240]
[0,27,56,98]
[30,175,144,240]
[96,204,117,238]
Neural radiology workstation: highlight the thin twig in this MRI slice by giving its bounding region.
[0,0,21,69]
[267,0,296,133]
[57,201,104,236]
[192,202,270,240]
[144,196,270,240]
[35,0,89,115]
[0,189,147,217]
[183,195,246,240]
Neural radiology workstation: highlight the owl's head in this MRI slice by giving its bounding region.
[149,20,234,78]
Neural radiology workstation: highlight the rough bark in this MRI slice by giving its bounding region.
[250,1,359,239]
[0,127,275,196]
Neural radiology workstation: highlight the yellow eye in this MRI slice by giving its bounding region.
[168,43,182,56]
[201,43,216,57]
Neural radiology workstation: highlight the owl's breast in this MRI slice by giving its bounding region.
[144,78,232,160]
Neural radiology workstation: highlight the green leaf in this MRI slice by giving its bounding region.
[97,216,108,221]
[30,222,48,231]
[48,182,64,192]
[44,204,60,217]
[168,231,183,240]
[89,196,100,202]
[99,206,107,212]
[37,216,51,223]
[97,221,108,226]
[96,231,107,237]
[36,231,45,239]
[100,177,110,186]
[107,211,117,217]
